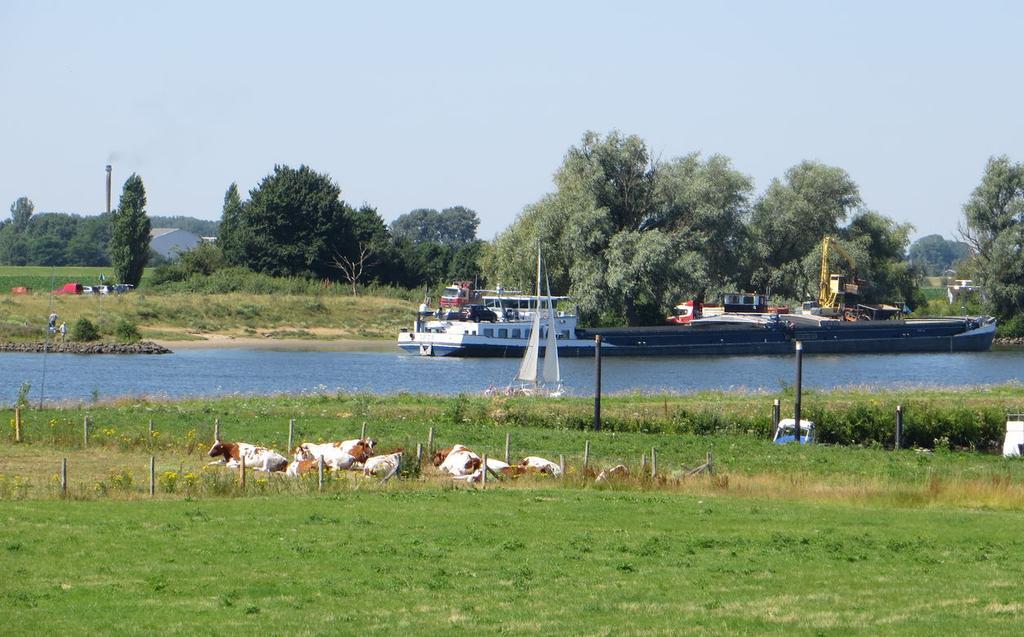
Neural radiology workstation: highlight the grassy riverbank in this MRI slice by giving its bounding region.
[4,387,1024,503]
[5,391,1024,634]
[0,290,415,342]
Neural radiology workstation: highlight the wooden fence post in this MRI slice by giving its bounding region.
[504,432,511,464]
[318,457,325,492]
[481,454,488,489]
[427,427,434,454]
[772,399,780,432]
[149,456,156,496]
[895,405,904,449]
[238,456,246,489]
[361,422,367,439]
[83,416,89,448]
[14,406,22,442]
[651,447,657,478]
[416,443,423,466]
[641,454,647,472]
[148,418,153,437]
[583,440,590,470]
[706,450,714,475]
[288,419,295,453]
[214,418,220,442]
[60,458,67,497]
[559,454,565,477]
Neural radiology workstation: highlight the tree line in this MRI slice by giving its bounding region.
[3,131,1022,327]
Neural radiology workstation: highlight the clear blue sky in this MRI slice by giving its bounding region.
[1,1,1021,241]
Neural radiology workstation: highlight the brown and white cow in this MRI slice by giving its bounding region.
[363,451,403,477]
[519,456,563,476]
[293,438,376,471]
[285,458,321,477]
[432,444,482,477]
[207,441,288,473]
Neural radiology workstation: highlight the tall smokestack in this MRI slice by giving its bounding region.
[105,165,112,214]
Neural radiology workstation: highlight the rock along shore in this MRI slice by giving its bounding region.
[0,341,172,354]
[995,337,1024,346]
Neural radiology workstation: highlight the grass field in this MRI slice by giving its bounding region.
[0,291,414,341]
[5,392,1024,634]
[0,265,152,293]
[3,492,1023,635]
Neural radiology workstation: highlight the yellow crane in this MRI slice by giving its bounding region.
[818,236,859,314]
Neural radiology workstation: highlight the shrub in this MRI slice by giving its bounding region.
[114,319,142,343]
[71,318,100,342]
[996,315,1024,338]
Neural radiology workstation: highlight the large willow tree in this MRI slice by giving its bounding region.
[484,131,753,326]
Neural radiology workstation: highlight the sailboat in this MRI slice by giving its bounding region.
[511,249,564,397]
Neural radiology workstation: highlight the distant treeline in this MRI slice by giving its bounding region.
[0,201,220,268]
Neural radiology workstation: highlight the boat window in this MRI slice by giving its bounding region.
[483,328,493,337]
[560,330,570,339]
[512,329,520,338]
[743,296,754,304]
[498,328,508,338]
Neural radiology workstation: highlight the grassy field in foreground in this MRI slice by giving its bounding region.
[3,492,1023,635]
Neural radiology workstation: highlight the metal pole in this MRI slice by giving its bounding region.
[794,341,803,443]
[481,454,488,489]
[288,419,295,453]
[149,456,155,496]
[60,458,67,497]
[318,457,324,492]
[895,405,903,449]
[14,407,21,442]
[504,432,511,464]
[360,422,367,439]
[772,399,780,430]
[594,335,602,431]
[83,416,89,448]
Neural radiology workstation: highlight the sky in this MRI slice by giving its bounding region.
[1,1,1022,242]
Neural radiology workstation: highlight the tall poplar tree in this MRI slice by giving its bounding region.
[109,173,151,286]
[217,182,245,265]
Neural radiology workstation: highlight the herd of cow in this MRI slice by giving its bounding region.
[205,438,565,482]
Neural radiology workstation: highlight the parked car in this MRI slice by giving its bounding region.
[460,304,498,323]
[111,284,134,293]
[81,286,94,294]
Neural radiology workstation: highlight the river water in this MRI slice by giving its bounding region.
[2,345,1022,404]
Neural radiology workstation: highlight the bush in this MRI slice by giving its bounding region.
[114,319,142,343]
[996,315,1024,338]
[71,318,100,342]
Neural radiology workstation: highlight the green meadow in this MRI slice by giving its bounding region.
[3,492,1023,635]
[4,391,1024,634]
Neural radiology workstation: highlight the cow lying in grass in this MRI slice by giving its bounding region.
[207,441,288,473]
[518,456,562,476]
[293,438,376,471]
[285,459,320,477]
[432,444,482,476]
[363,451,403,477]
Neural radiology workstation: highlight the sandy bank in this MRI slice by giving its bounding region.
[151,334,396,352]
